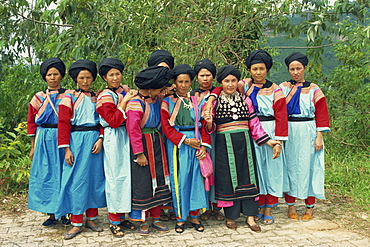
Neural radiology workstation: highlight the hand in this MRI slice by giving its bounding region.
[196,146,207,160]
[314,132,323,151]
[266,139,281,159]
[185,138,201,149]
[64,148,74,166]
[135,153,148,166]
[92,138,103,154]
[29,148,34,161]
[125,89,138,101]
[202,108,213,124]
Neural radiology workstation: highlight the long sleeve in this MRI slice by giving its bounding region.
[272,87,289,140]
[96,93,126,128]
[160,99,186,146]
[126,100,144,155]
[27,103,39,136]
[246,97,271,146]
[314,96,330,132]
[58,103,72,148]
[200,119,212,148]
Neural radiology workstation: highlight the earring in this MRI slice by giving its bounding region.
[149,89,152,98]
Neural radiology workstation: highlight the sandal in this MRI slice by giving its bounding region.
[254,213,264,222]
[190,221,204,232]
[63,227,83,240]
[213,210,225,221]
[263,215,274,225]
[225,219,237,230]
[109,224,125,238]
[138,222,150,236]
[175,222,185,234]
[160,209,169,221]
[288,212,299,220]
[302,213,314,221]
[151,220,170,233]
[199,209,212,220]
[169,211,177,221]
[246,221,261,232]
[119,220,135,230]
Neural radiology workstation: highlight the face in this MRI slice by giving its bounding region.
[149,87,165,98]
[45,67,62,90]
[157,62,170,68]
[76,70,93,91]
[174,74,192,96]
[248,63,267,84]
[197,68,213,90]
[221,74,238,95]
[103,68,122,88]
[288,61,306,82]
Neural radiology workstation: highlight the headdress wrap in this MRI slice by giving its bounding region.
[148,50,174,69]
[68,59,97,82]
[172,64,195,81]
[193,58,217,78]
[134,66,173,89]
[284,52,308,67]
[40,58,66,81]
[245,50,273,70]
[216,65,241,83]
[98,58,124,79]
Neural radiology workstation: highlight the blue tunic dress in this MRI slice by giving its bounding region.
[28,89,66,214]
[55,91,106,219]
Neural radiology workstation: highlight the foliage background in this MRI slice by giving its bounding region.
[0,0,369,211]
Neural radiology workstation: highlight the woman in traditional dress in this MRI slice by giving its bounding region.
[280,52,330,221]
[27,58,70,227]
[56,59,106,240]
[192,59,225,222]
[147,49,177,222]
[243,50,288,224]
[96,58,137,237]
[203,65,279,232]
[126,66,173,235]
[160,64,210,233]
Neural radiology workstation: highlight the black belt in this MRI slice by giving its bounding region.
[179,128,195,131]
[71,125,100,132]
[258,116,275,121]
[288,117,314,122]
[40,124,58,128]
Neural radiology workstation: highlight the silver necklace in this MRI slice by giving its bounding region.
[176,93,192,110]
[220,91,240,120]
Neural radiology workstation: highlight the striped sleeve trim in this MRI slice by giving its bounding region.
[256,134,270,146]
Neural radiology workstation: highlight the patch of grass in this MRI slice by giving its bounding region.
[325,143,370,212]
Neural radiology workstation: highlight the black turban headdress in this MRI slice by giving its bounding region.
[172,64,195,81]
[216,65,241,83]
[245,50,273,71]
[284,52,309,67]
[134,66,173,89]
[68,59,97,82]
[193,58,217,78]
[148,50,174,69]
[98,58,125,78]
[40,58,66,81]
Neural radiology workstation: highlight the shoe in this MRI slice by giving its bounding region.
[63,227,83,240]
[160,209,169,221]
[288,212,299,220]
[190,221,204,232]
[175,222,185,234]
[119,220,135,230]
[199,209,212,220]
[225,219,237,230]
[254,213,264,222]
[109,224,124,238]
[302,213,313,221]
[60,216,71,226]
[213,210,225,221]
[42,218,56,227]
[138,222,150,236]
[151,220,170,233]
[86,221,104,232]
[169,211,177,221]
[263,215,274,225]
[246,221,261,232]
